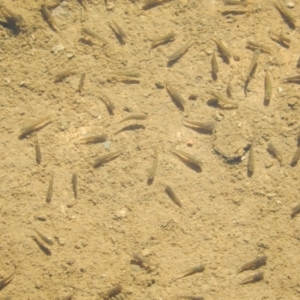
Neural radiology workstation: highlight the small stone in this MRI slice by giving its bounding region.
[188,94,197,100]
[155,82,164,89]
[51,43,64,55]
[19,81,26,86]
[287,2,295,8]
[187,140,193,147]
[67,53,74,59]
[35,280,42,289]
[114,209,126,219]
[58,238,66,246]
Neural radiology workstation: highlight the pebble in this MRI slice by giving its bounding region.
[287,2,295,8]
[51,43,64,55]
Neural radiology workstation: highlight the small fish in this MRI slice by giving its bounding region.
[109,19,127,42]
[0,4,23,26]
[291,203,300,218]
[248,144,254,174]
[72,173,78,199]
[165,185,182,207]
[19,115,52,139]
[108,71,141,79]
[41,5,59,31]
[171,149,202,169]
[268,30,290,47]
[148,148,159,181]
[212,50,219,80]
[246,49,260,81]
[55,68,77,83]
[264,70,272,103]
[175,296,204,300]
[78,73,86,94]
[291,147,300,166]
[182,118,215,134]
[33,229,54,246]
[34,135,42,164]
[79,134,108,144]
[178,265,205,279]
[226,77,233,97]
[209,91,238,109]
[103,284,122,299]
[237,256,267,274]
[283,75,300,83]
[168,40,194,63]
[240,271,264,285]
[150,32,176,50]
[131,253,158,267]
[0,269,15,289]
[101,95,115,113]
[273,0,296,27]
[82,27,107,44]
[223,0,249,5]
[166,83,186,109]
[119,114,147,123]
[93,151,122,168]
[267,142,281,163]
[246,41,273,55]
[143,0,164,9]
[46,175,54,203]
[212,37,232,63]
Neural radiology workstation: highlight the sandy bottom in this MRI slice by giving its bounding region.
[1,0,300,299]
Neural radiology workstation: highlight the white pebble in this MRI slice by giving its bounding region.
[287,2,295,8]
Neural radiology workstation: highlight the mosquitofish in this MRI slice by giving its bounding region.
[178,265,205,278]
[264,70,272,103]
[182,118,215,133]
[131,253,158,267]
[268,30,290,46]
[79,134,108,144]
[33,229,54,246]
[72,173,77,199]
[143,0,164,9]
[212,50,218,79]
[273,0,296,27]
[19,115,52,138]
[0,4,23,25]
[101,95,115,113]
[108,71,141,79]
[291,147,300,166]
[237,256,267,274]
[150,32,176,50]
[226,77,233,97]
[119,114,147,123]
[166,82,186,109]
[291,203,300,218]
[148,148,159,181]
[248,144,254,174]
[283,75,300,83]
[78,73,86,94]
[82,27,107,44]
[240,272,264,285]
[171,149,202,169]
[93,151,122,168]
[168,40,194,63]
[103,284,122,299]
[55,68,77,83]
[46,175,54,203]
[246,49,260,81]
[41,5,59,31]
[0,269,15,289]
[267,142,281,162]
[246,41,273,55]
[34,135,42,164]
[165,185,182,207]
[210,91,238,109]
[212,37,232,63]
[223,0,249,5]
[110,19,127,41]
[175,296,204,300]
